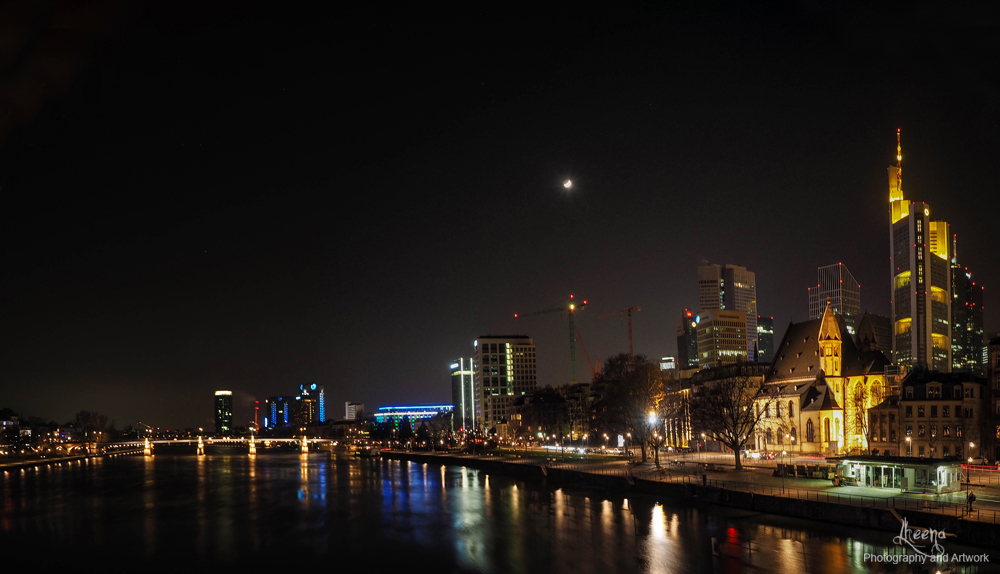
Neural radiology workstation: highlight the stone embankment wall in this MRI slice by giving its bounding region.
[382,451,1000,548]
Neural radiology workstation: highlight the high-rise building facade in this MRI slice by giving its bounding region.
[695,309,748,367]
[450,358,475,432]
[291,383,325,425]
[951,235,985,376]
[855,312,893,358]
[888,131,952,371]
[807,263,861,334]
[474,335,536,432]
[698,264,758,358]
[676,308,698,369]
[986,336,1000,462]
[756,315,774,363]
[345,402,364,421]
[264,396,291,428]
[214,390,233,435]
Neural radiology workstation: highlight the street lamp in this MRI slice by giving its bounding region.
[700,433,706,462]
[781,450,788,494]
[905,436,911,457]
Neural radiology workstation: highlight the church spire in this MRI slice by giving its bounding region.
[819,300,841,341]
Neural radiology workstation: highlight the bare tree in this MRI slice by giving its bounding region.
[689,367,779,471]
[851,380,884,455]
[595,354,664,463]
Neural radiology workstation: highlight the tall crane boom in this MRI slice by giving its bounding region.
[598,306,642,363]
[516,294,588,384]
[575,324,600,380]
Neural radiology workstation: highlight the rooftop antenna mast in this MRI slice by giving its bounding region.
[896,128,902,196]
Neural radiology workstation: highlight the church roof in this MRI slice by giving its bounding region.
[769,314,891,383]
[841,343,893,377]
[801,383,841,412]
[770,319,824,381]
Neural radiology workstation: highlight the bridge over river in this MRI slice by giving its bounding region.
[107,436,337,456]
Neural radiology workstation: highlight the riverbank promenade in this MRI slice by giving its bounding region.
[382,448,1000,525]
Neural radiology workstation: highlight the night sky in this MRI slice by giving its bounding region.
[2,3,998,430]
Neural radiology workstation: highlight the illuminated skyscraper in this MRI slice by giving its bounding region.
[756,315,774,363]
[807,263,861,334]
[294,383,325,424]
[695,309,747,367]
[951,234,985,376]
[676,308,698,369]
[698,263,758,358]
[888,130,951,371]
[474,335,536,432]
[450,358,475,432]
[214,390,233,435]
[264,396,290,428]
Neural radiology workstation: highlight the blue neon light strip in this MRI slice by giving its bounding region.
[378,405,453,411]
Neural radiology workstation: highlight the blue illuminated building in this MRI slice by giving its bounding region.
[374,405,454,429]
[264,396,290,429]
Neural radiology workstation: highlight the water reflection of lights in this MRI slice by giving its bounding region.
[143,456,156,556]
[644,503,683,573]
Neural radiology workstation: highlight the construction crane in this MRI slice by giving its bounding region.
[598,306,642,363]
[515,294,588,384]
[575,324,601,381]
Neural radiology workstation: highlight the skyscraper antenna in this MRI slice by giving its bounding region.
[896,128,902,196]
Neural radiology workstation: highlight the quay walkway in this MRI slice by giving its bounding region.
[381,449,1000,525]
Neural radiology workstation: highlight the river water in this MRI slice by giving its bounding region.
[1,453,996,573]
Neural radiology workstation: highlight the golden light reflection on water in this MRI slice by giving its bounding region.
[510,483,519,521]
[143,456,155,556]
[777,538,804,573]
[554,488,565,543]
[196,456,206,555]
[644,503,679,574]
[248,460,260,550]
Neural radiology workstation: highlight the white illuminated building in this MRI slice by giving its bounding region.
[474,335,536,432]
[695,309,748,367]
